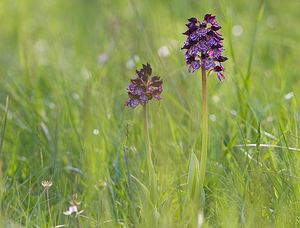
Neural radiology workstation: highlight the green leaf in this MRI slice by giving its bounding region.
[0,96,9,154]
[187,151,199,200]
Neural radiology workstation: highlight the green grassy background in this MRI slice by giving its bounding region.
[0,0,300,227]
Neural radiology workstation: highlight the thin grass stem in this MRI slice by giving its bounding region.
[143,104,157,205]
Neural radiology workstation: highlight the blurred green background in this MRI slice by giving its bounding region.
[0,0,300,227]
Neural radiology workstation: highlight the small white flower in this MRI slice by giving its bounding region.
[197,212,204,228]
[215,162,223,168]
[157,46,170,57]
[63,205,84,217]
[130,146,137,152]
[134,55,140,62]
[20,156,27,161]
[93,129,100,135]
[72,93,80,100]
[55,225,68,227]
[232,25,243,37]
[41,180,52,188]
[284,92,294,100]
[209,114,216,122]
[63,206,78,215]
[81,68,91,80]
[49,102,56,109]
[98,53,109,65]
[35,40,48,53]
[126,59,135,69]
[212,96,220,103]
[230,110,237,116]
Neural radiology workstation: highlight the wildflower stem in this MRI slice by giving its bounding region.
[199,67,208,200]
[143,104,157,204]
[46,187,52,222]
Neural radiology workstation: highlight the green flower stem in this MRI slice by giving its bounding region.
[143,104,158,204]
[199,67,208,196]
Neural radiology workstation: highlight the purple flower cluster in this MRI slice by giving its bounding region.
[182,14,228,81]
[125,63,163,108]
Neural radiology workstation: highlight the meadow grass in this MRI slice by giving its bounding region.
[0,0,300,227]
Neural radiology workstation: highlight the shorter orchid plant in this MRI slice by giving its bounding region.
[125,63,163,205]
[125,63,163,108]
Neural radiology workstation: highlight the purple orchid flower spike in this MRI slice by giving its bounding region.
[125,63,163,108]
[125,63,161,204]
[182,14,228,80]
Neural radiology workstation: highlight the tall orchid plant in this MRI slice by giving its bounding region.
[182,14,228,201]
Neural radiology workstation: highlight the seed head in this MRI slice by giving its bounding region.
[182,14,228,81]
[125,63,163,108]
[41,180,52,188]
[69,193,81,206]
[98,179,107,191]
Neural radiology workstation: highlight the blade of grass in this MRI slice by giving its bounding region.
[0,96,9,154]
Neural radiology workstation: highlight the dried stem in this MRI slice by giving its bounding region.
[46,187,52,222]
